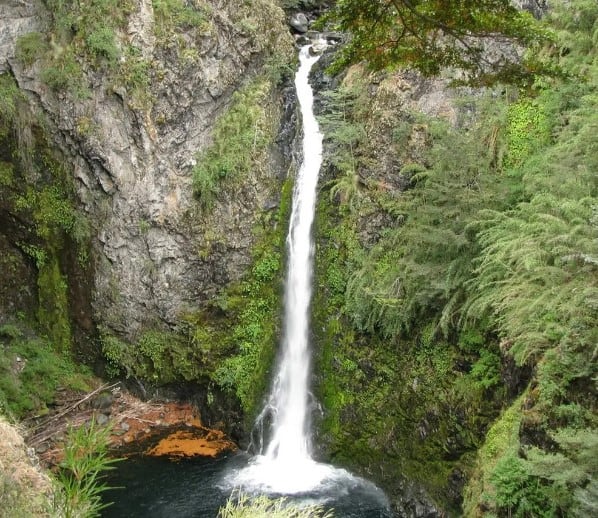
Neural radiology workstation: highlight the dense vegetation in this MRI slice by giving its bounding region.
[324,0,553,85]
[313,0,597,514]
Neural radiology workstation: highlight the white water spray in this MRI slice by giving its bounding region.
[262,43,323,464]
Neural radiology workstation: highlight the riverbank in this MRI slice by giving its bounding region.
[22,383,236,468]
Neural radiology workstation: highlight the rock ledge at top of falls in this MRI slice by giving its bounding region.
[289,12,309,33]
[1,0,294,339]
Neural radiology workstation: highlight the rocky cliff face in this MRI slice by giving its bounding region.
[1,0,294,340]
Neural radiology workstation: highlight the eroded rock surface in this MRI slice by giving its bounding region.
[1,0,293,339]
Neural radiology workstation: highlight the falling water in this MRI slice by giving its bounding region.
[262,43,323,464]
[225,43,334,493]
[223,43,390,511]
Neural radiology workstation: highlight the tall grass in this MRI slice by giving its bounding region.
[52,419,121,518]
[218,492,334,518]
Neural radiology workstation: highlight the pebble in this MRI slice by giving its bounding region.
[96,413,109,426]
[35,444,47,454]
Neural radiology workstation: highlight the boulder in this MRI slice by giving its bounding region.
[290,12,309,33]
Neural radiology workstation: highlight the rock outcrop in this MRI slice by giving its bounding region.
[1,0,294,340]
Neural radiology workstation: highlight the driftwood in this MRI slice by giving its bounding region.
[26,382,120,446]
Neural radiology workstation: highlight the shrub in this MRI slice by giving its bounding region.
[192,78,272,209]
[0,327,92,419]
[40,49,87,96]
[86,25,120,64]
[152,0,209,39]
[15,32,47,66]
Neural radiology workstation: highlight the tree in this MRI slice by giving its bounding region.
[325,0,552,85]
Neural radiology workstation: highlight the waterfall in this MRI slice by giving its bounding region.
[225,42,337,493]
[223,44,389,512]
[261,44,323,464]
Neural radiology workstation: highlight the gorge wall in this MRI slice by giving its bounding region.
[0,0,293,344]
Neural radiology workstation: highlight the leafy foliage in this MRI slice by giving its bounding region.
[324,0,553,85]
[345,103,508,338]
[314,0,597,512]
[318,83,367,212]
[52,419,121,518]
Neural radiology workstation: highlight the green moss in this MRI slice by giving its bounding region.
[0,161,14,187]
[192,77,275,209]
[15,184,77,240]
[37,253,72,353]
[1,73,92,362]
[0,323,92,419]
[100,328,202,383]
